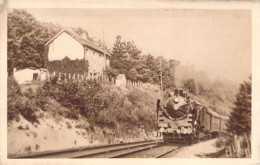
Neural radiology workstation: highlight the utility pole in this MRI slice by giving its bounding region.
[102,28,106,67]
[160,58,163,91]
[102,28,106,57]
[102,28,105,51]
[102,28,106,81]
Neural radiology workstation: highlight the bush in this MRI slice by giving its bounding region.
[223,133,251,158]
[8,77,21,120]
[41,79,157,134]
[103,67,119,81]
[42,80,102,119]
[8,76,157,138]
[8,77,41,123]
[19,98,40,124]
[23,88,34,99]
[34,87,49,111]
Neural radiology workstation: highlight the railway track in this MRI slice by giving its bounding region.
[9,140,164,158]
[155,146,182,158]
[116,144,183,158]
[9,137,214,158]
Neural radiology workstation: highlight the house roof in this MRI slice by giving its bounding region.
[45,28,110,56]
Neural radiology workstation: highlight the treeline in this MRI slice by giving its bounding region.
[8,9,61,73]
[7,9,108,74]
[8,9,179,89]
[217,77,251,158]
[105,35,180,89]
[8,9,240,114]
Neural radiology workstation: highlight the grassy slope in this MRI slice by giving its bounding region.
[8,82,163,156]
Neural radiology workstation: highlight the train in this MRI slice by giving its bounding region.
[157,89,229,143]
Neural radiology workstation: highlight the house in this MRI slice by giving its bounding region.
[115,74,126,87]
[45,28,110,78]
[13,68,48,84]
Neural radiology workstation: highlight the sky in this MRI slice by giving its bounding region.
[25,8,251,83]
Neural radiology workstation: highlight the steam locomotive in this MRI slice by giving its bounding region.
[157,89,228,143]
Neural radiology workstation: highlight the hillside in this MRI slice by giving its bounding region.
[174,64,238,116]
[7,78,163,156]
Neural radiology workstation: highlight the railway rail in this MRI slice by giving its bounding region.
[155,146,182,158]
[9,140,164,159]
[9,134,215,158]
[114,145,183,158]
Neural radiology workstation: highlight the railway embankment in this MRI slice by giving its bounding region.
[162,138,225,158]
[7,77,163,156]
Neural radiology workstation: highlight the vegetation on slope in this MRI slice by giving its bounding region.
[8,77,160,142]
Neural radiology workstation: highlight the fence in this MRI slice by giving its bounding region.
[50,71,161,91]
[50,71,112,84]
[126,80,160,91]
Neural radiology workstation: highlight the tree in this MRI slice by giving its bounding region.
[103,67,119,81]
[197,83,206,95]
[127,68,139,81]
[8,9,104,75]
[183,78,197,94]
[109,35,179,88]
[226,77,251,135]
[8,9,62,73]
[110,35,128,73]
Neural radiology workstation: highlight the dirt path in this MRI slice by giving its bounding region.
[164,139,224,158]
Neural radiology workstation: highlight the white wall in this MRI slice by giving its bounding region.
[48,32,84,61]
[47,31,110,78]
[14,69,40,84]
[85,49,108,77]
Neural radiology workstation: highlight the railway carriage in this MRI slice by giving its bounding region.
[157,89,228,143]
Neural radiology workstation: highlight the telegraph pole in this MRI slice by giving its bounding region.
[160,58,163,91]
[102,28,105,56]
[102,28,106,82]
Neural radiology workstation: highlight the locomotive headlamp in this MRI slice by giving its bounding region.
[174,97,179,103]
[182,128,188,134]
[160,128,165,133]
[187,127,192,134]
[167,128,174,133]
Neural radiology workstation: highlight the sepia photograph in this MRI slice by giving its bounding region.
[1,0,258,163]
